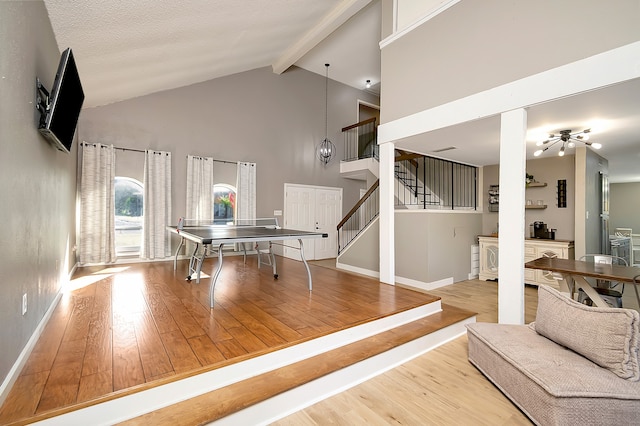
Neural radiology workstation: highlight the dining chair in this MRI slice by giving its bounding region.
[577,254,627,308]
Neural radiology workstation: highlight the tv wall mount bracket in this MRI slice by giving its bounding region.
[35,78,51,127]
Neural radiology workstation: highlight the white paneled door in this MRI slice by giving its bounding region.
[284,184,342,261]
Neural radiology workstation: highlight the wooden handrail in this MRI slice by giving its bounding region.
[341,117,377,132]
[395,150,420,169]
[337,179,379,230]
[395,151,422,162]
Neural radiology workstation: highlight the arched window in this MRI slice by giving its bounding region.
[213,184,236,222]
[114,177,143,254]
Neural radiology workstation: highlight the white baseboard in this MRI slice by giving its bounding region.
[0,281,66,406]
[334,262,380,279]
[395,275,454,292]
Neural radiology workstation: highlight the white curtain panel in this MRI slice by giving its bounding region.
[236,162,257,222]
[141,150,172,259]
[186,155,214,222]
[79,143,116,264]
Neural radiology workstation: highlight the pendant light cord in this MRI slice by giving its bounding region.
[324,63,329,140]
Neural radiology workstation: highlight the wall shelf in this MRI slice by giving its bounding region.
[489,182,549,212]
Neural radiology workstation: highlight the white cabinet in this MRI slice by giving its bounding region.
[478,236,574,290]
[479,238,499,280]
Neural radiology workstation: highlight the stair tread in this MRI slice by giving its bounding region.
[121,303,476,425]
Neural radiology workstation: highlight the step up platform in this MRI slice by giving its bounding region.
[40,301,475,425]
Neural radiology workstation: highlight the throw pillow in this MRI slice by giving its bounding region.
[534,284,640,381]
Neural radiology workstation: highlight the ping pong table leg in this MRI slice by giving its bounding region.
[298,239,312,291]
[194,243,210,284]
[173,236,185,271]
[269,241,277,278]
[209,243,224,308]
[187,243,199,281]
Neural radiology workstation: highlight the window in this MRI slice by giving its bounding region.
[115,177,143,254]
[213,184,236,222]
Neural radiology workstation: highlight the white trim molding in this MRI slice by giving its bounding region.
[378,41,640,145]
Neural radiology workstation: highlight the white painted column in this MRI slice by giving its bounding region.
[498,109,527,324]
[379,141,395,284]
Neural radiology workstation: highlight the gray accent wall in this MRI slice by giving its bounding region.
[338,211,482,285]
[583,149,609,255]
[395,211,482,284]
[79,66,379,234]
[0,1,78,389]
[338,218,380,272]
[610,183,640,233]
[482,155,576,241]
[380,0,640,124]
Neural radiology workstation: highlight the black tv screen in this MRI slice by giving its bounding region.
[38,48,85,153]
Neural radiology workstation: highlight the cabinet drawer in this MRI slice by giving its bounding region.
[536,269,562,289]
[524,246,537,257]
[537,248,565,259]
[524,268,537,283]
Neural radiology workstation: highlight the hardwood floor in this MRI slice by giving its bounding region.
[0,255,439,425]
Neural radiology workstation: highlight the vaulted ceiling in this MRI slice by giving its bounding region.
[44,0,640,182]
[43,0,381,108]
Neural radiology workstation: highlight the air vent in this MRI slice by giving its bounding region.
[432,146,457,153]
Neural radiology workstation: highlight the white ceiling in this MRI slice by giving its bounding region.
[43,0,380,107]
[44,0,640,183]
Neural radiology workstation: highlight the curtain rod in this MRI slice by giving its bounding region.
[80,142,145,153]
[114,146,145,153]
[81,142,169,155]
[186,155,237,165]
[214,158,237,165]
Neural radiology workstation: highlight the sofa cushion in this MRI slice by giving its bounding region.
[534,284,640,380]
[467,322,640,425]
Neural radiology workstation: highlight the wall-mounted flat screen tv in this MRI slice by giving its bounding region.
[38,48,85,153]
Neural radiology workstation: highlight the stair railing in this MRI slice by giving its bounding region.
[394,155,477,210]
[342,117,378,162]
[337,180,379,254]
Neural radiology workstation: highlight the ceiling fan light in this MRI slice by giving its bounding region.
[534,149,543,157]
[591,142,602,149]
[559,146,565,156]
[567,141,575,148]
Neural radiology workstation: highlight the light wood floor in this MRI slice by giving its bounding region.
[271,277,539,426]
[0,255,440,425]
[275,261,640,426]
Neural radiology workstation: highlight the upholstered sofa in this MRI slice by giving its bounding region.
[467,285,640,425]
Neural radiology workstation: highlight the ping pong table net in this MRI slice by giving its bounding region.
[177,217,279,229]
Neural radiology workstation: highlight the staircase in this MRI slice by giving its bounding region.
[337,119,478,254]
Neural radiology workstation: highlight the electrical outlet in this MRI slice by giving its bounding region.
[22,293,27,315]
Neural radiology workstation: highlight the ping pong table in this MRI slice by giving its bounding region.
[167,218,328,307]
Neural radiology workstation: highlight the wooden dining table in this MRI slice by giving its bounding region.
[524,257,640,308]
